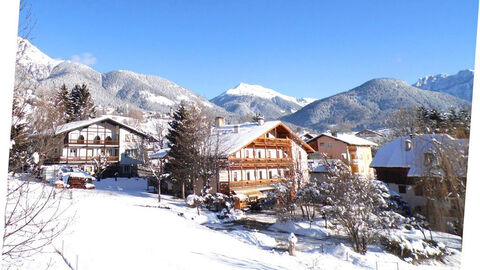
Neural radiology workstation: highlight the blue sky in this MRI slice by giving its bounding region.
[26,0,478,99]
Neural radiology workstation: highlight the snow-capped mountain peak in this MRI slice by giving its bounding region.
[223,82,316,107]
[413,69,474,101]
[211,83,317,119]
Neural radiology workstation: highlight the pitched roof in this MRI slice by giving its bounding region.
[55,115,150,138]
[211,121,314,157]
[308,132,377,147]
[355,129,384,137]
[370,134,468,177]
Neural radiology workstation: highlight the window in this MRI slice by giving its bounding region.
[398,185,407,194]
[233,172,238,181]
[245,150,250,158]
[93,135,101,144]
[258,151,262,158]
[259,171,263,179]
[327,142,332,148]
[269,171,273,179]
[247,172,251,180]
[319,142,325,147]
[77,135,85,144]
[69,148,77,157]
[105,136,112,144]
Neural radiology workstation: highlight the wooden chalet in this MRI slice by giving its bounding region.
[210,117,315,201]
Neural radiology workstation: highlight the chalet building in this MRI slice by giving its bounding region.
[47,116,152,176]
[210,117,314,201]
[370,134,468,214]
[307,132,377,179]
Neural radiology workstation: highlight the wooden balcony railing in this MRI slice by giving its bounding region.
[229,178,282,189]
[66,140,119,145]
[228,157,291,163]
[59,156,119,163]
[253,138,290,147]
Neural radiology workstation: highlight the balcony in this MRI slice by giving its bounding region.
[219,178,282,194]
[227,157,292,168]
[59,156,120,163]
[66,140,119,146]
[253,138,290,147]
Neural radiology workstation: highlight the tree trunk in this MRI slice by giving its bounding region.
[158,179,161,202]
[182,182,185,200]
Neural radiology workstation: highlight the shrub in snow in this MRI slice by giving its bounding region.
[186,194,204,208]
[269,178,297,221]
[379,233,450,263]
[202,193,233,213]
[319,160,401,254]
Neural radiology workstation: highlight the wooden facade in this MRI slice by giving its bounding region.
[216,122,314,198]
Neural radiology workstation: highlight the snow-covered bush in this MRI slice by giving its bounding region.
[379,233,450,263]
[319,160,402,254]
[269,178,297,221]
[202,193,233,213]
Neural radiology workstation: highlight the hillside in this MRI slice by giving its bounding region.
[211,83,316,119]
[281,78,470,131]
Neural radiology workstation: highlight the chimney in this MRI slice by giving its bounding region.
[405,139,412,151]
[215,116,225,127]
[331,130,338,137]
[253,114,265,126]
[233,125,239,133]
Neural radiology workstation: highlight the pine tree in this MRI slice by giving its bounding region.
[55,84,74,123]
[71,84,96,121]
[164,103,209,199]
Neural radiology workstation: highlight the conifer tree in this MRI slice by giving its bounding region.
[55,84,74,123]
[71,84,96,121]
[164,103,209,199]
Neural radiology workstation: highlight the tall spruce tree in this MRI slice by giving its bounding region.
[164,103,208,199]
[71,84,96,121]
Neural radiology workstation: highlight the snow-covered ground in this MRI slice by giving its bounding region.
[13,178,462,270]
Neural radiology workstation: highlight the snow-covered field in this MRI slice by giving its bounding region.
[14,178,462,270]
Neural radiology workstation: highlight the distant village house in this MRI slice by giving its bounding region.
[307,132,377,179]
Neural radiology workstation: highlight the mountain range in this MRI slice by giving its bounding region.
[15,38,230,118]
[16,37,472,132]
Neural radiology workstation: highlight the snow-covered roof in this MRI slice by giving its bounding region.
[355,129,384,137]
[308,159,343,173]
[308,132,377,147]
[370,134,468,177]
[211,121,314,157]
[150,148,170,159]
[55,115,150,138]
